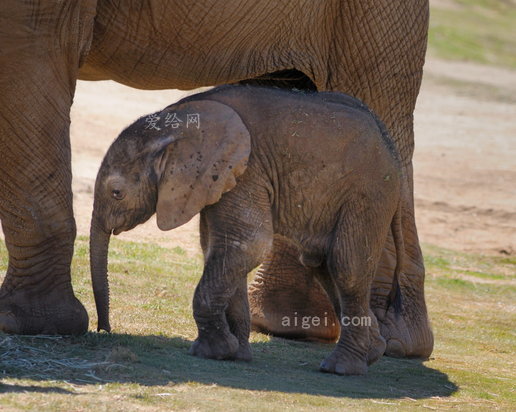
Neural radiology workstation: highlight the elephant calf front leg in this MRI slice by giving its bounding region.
[190,212,272,361]
[190,247,261,361]
[190,201,272,361]
[190,264,240,360]
[224,279,253,361]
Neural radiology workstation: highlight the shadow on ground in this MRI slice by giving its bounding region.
[0,332,457,399]
[0,383,74,395]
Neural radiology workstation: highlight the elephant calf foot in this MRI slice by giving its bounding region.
[319,321,385,376]
[365,309,387,365]
[320,349,368,376]
[189,330,241,360]
[0,296,88,335]
[234,340,252,362]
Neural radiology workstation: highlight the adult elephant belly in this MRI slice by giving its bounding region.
[78,1,302,90]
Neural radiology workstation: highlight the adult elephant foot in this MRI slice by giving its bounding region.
[374,304,433,359]
[0,290,88,335]
[371,233,434,358]
[0,225,89,335]
[249,236,340,343]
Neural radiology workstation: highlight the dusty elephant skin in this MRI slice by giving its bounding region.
[90,85,406,375]
[0,0,432,357]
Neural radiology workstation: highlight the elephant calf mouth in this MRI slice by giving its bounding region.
[111,209,155,235]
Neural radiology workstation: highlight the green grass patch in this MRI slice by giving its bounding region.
[423,243,516,278]
[429,0,516,69]
[1,238,515,410]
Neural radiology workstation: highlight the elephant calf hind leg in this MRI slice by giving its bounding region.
[320,214,390,376]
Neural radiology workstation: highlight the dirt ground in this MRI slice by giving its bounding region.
[413,58,515,255]
[2,57,516,258]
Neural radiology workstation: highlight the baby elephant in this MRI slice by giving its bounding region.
[90,85,404,376]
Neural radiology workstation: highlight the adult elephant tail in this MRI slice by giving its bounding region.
[387,200,404,315]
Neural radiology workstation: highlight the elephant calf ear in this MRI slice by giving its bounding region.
[156,100,251,231]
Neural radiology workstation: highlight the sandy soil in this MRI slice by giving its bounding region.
[2,57,515,257]
[413,58,515,255]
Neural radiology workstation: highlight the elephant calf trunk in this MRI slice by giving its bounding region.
[90,221,112,332]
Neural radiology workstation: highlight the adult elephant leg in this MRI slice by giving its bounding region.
[326,0,433,355]
[250,0,433,357]
[371,165,434,358]
[249,236,340,343]
[0,0,95,334]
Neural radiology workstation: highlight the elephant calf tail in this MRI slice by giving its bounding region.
[387,200,404,316]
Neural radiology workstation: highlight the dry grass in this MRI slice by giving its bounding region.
[1,335,106,382]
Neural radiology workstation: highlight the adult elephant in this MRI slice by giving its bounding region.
[0,0,432,357]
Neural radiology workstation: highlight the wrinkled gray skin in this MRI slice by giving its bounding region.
[90,85,405,375]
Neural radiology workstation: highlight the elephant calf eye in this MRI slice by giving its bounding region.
[112,189,125,200]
